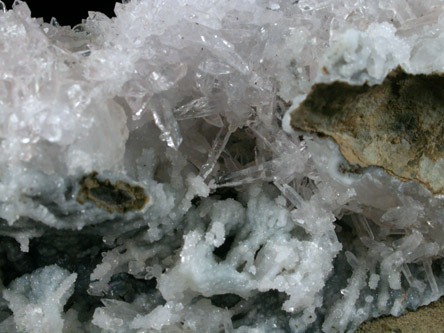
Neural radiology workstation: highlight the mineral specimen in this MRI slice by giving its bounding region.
[290,69,444,194]
[77,172,149,213]
[1,0,444,332]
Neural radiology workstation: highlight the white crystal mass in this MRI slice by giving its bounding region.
[0,0,444,332]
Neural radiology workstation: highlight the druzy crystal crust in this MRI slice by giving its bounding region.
[1,1,444,332]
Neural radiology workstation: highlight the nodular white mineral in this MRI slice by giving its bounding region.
[1,0,444,332]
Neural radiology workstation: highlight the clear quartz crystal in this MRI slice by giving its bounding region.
[424,259,439,296]
[273,181,303,209]
[174,97,218,120]
[149,95,183,150]
[200,125,232,180]
[216,159,275,187]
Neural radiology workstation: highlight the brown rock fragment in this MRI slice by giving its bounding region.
[290,69,444,194]
[77,172,149,213]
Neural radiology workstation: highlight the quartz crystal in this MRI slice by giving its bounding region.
[1,0,444,332]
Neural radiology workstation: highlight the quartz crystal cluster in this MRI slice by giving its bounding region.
[1,0,444,332]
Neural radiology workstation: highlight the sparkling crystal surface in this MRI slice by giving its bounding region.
[1,1,444,332]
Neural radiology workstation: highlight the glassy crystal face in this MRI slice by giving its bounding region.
[1,1,444,332]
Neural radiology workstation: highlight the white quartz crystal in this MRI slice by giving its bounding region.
[1,0,444,332]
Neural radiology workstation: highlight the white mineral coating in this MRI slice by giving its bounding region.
[1,0,444,332]
[3,265,77,333]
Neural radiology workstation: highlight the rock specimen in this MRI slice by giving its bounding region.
[77,172,149,213]
[291,69,444,194]
[1,1,444,333]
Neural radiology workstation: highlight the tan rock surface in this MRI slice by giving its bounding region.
[357,297,444,333]
[290,70,444,194]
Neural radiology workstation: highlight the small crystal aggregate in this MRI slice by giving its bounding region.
[1,0,444,332]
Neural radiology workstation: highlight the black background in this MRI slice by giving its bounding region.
[3,0,119,26]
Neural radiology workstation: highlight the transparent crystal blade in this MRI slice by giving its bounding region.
[216,160,274,187]
[200,126,232,180]
[173,97,218,120]
[150,95,183,150]
[273,181,304,209]
[424,259,439,295]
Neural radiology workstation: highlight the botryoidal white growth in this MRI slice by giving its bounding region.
[1,0,444,332]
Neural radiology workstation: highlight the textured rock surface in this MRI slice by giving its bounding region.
[357,297,444,333]
[77,172,149,213]
[290,69,444,194]
[1,0,444,332]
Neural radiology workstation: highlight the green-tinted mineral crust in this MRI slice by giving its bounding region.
[291,69,444,194]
